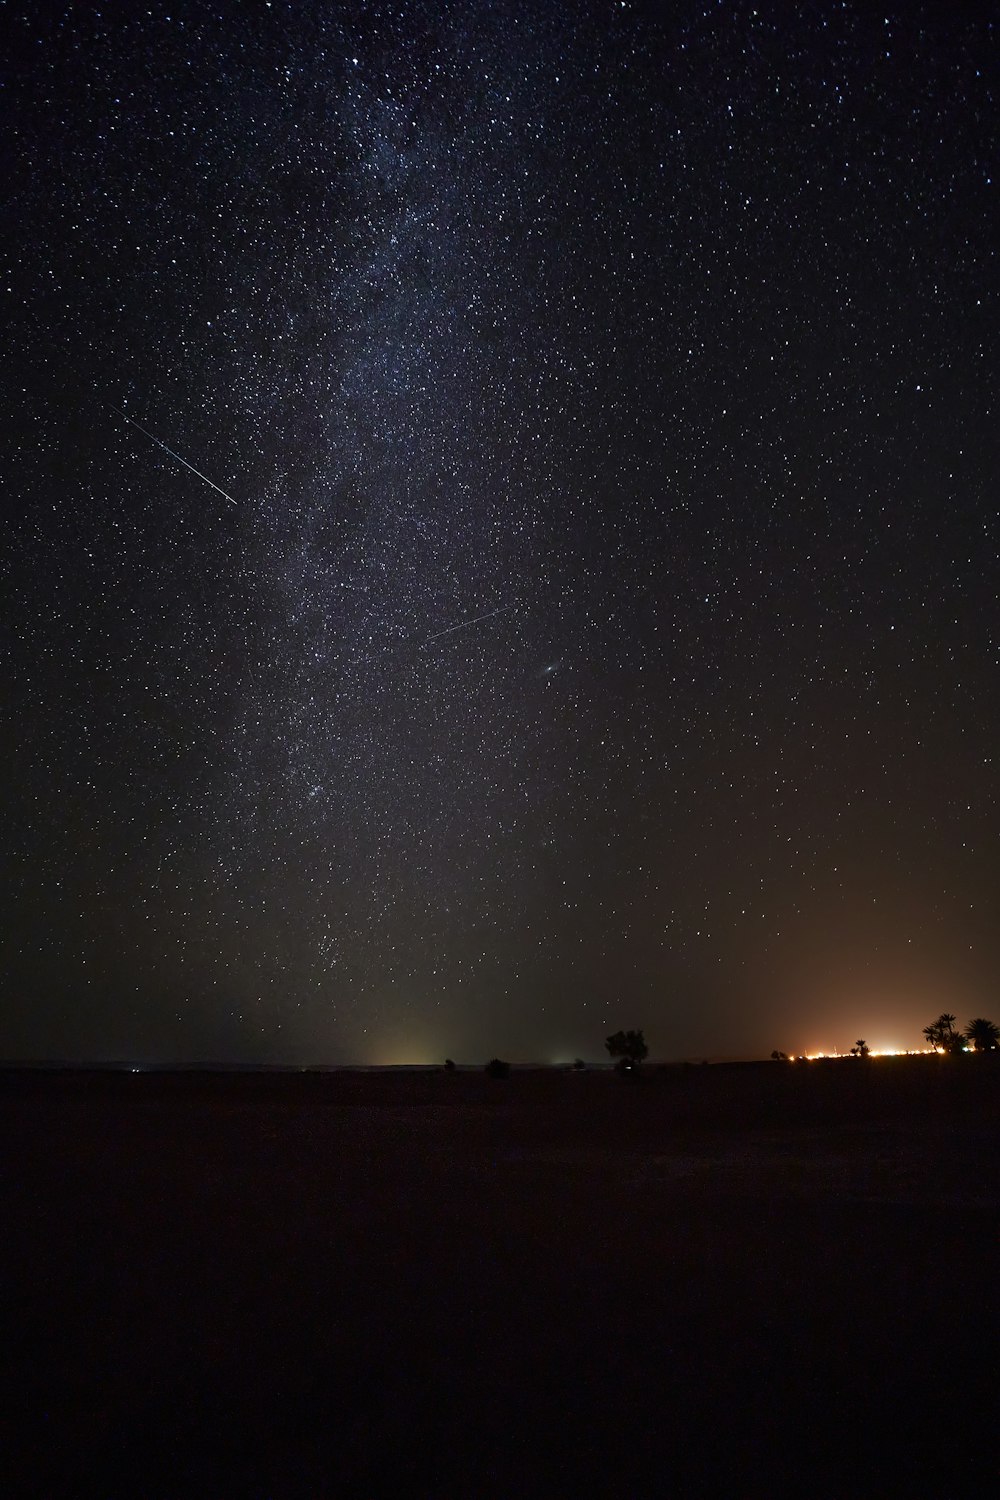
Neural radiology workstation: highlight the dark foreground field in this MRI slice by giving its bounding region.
[2,1058,997,1497]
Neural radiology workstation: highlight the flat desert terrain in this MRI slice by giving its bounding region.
[2,1058,997,1497]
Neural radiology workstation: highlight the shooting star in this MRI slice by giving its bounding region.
[111,406,237,506]
[349,602,517,667]
[424,604,514,643]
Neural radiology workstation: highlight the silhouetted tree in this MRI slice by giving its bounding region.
[485,1058,510,1079]
[770,1050,788,1062]
[605,1030,648,1072]
[849,1039,870,1057]
[965,1017,1000,1052]
[923,1013,962,1053]
[572,1058,586,1071]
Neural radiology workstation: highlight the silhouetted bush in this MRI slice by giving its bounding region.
[485,1058,511,1079]
[443,1058,456,1072]
[572,1058,586,1071]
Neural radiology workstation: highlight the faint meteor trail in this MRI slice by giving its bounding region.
[423,604,514,643]
[351,603,517,667]
[111,406,238,506]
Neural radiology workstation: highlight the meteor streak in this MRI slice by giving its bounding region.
[351,603,516,667]
[112,406,237,506]
[423,604,513,643]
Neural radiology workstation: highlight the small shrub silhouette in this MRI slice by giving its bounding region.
[485,1058,511,1079]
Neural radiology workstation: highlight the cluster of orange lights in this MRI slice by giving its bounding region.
[796,1047,939,1060]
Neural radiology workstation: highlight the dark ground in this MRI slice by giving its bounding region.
[2,1057,997,1497]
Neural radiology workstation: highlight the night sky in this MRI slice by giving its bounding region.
[4,1,999,1064]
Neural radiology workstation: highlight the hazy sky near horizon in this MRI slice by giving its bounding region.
[4,1,999,1063]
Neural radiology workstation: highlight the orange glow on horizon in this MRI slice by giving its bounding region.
[798,1047,939,1060]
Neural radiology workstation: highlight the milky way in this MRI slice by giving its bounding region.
[4,2,999,1062]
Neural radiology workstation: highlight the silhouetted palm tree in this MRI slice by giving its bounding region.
[924,1013,962,1052]
[965,1017,1000,1052]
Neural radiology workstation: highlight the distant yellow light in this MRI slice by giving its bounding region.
[800,1047,938,1060]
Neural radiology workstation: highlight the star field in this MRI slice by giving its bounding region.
[4,1,999,1062]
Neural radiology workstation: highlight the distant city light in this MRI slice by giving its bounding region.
[800,1047,938,1060]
